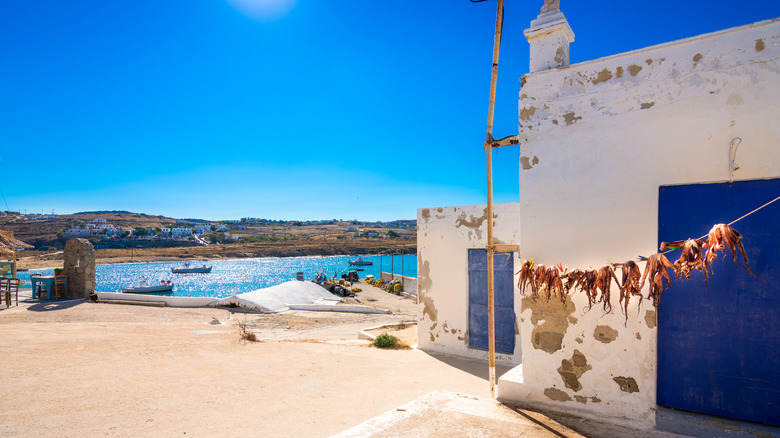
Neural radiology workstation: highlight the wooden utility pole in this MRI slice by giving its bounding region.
[483,0,519,399]
[484,0,504,399]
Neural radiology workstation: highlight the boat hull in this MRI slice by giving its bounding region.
[348,261,373,266]
[171,267,212,274]
[120,285,174,294]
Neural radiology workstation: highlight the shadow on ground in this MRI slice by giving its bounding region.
[425,351,513,382]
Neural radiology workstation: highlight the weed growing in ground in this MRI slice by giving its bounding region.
[373,332,398,348]
[236,320,257,342]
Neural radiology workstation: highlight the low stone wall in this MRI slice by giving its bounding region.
[379,272,417,296]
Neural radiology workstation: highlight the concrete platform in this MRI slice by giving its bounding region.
[334,391,586,438]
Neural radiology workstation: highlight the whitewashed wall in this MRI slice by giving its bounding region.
[417,203,522,365]
[499,19,780,429]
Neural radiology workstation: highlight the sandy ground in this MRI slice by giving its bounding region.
[0,280,698,438]
[0,282,503,438]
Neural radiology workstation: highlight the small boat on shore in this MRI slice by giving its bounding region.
[348,257,373,266]
[121,280,174,294]
[171,263,212,274]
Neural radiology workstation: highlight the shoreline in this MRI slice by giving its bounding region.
[14,238,416,271]
[16,251,417,271]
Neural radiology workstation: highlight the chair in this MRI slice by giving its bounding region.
[6,278,19,307]
[0,277,8,307]
[29,273,46,299]
[54,276,67,300]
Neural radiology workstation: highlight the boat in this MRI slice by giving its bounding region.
[348,257,373,266]
[121,280,174,294]
[171,263,212,274]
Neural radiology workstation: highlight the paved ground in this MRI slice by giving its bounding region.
[0,282,703,437]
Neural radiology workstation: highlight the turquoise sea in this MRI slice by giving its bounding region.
[17,254,417,299]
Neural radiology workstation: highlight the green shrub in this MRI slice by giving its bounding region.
[373,332,398,348]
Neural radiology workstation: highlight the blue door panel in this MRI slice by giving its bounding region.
[468,249,515,354]
[657,178,780,426]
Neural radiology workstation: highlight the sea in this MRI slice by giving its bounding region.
[17,254,417,299]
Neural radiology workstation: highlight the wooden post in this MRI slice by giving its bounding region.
[483,0,505,399]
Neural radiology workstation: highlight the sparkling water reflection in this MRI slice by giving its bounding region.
[18,254,417,299]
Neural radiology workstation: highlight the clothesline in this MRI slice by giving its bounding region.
[655,194,780,258]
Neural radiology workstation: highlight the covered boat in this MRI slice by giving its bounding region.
[121,280,174,294]
[348,257,373,266]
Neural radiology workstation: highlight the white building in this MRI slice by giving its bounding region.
[418,6,780,432]
[171,227,193,237]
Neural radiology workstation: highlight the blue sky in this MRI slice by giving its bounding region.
[1,1,778,221]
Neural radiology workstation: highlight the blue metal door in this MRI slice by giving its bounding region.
[468,249,515,355]
[657,179,780,426]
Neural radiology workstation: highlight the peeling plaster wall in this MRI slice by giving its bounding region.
[417,203,522,365]
[501,19,780,429]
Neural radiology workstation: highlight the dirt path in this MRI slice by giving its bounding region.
[0,284,507,437]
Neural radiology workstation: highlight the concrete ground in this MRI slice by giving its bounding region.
[0,282,752,437]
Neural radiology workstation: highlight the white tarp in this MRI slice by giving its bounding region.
[209,280,342,313]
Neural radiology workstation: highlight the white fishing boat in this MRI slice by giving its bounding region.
[171,262,212,274]
[348,257,373,266]
[121,280,174,293]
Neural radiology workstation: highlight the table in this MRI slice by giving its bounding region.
[31,275,67,300]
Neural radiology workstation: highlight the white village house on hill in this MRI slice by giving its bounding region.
[418,3,780,432]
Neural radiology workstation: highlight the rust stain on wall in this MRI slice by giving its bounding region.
[693,53,703,63]
[455,211,487,230]
[520,105,537,121]
[554,47,566,66]
[756,39,766,52]
[574,395,602,404]
[421,209,431,222]
[562,112,582,126]
[615,66,624,79]
[558,349,592,392]
[592,68,613,85]
[627,64,643,77]
[594,325,619,343]
[523,295,576,353]
[544,387,571,402]
[640,102,655,110]
[645,310,657,328]
[636,332,641,340]
[520,155,539,170]
[645,58,653,65]
[613,376,640,393]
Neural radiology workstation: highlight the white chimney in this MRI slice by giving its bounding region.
[524,1,574,73]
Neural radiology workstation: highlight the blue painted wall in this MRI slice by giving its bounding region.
[657,179,780,426]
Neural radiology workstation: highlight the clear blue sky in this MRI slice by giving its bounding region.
[1,1,778,221]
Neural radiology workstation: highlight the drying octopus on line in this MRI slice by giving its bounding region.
[639,253,675,307]
[703,223,755,276]
[615,260,643,325]
[660,238,708,281]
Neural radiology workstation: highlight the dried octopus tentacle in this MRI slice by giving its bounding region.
[516,259,535,296]
[616,260,642,325]
[596,264,618,313]
[640,253,675,307]
[705,224,756,276]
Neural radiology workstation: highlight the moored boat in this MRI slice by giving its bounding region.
[348,257,373,266]
[171,262,212,274]
[121,280,174,294]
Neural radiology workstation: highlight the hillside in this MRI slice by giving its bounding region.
[0,211,417,269]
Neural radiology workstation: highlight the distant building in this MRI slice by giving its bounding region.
[65,228,90,237]
[171,227,192,237]
[345,227,356,232]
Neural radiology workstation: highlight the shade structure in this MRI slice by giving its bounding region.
[0,230,33,277]
[0,230,33,251]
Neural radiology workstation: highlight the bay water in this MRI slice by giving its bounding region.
[18,254,417,298]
